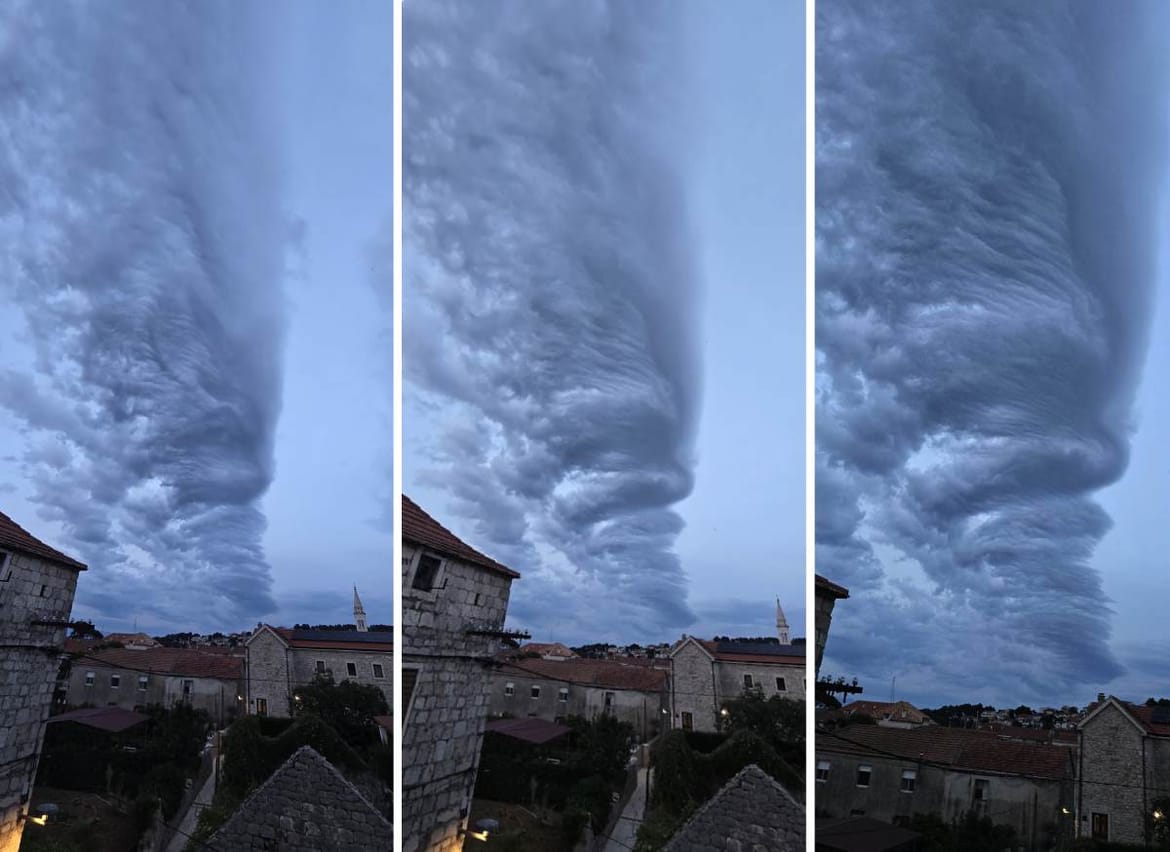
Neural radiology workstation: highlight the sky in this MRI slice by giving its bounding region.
[403,0,805,647]
[816,0,1170,708]
[0,2,393,634]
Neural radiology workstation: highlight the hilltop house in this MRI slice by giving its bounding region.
[0,510,85,852]
[243,589,392,717]
[1076,696,1170,844]
[65,646,243,723]
[816,725,1074,850]
[401,496,520,852]
[489,655,669,740]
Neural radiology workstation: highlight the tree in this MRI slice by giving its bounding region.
[68,621,102,640]
[295,673,388,749]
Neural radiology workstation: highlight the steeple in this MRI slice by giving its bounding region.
[776,597,789,645]
[354,585,368,633]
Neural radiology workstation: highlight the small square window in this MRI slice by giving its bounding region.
[856,765,871,787]
[84,672,94,687]
[315,660,326,674]
[531,686,541,699]
[776,677,786,691]
[558,687,569,702]
[373,664,385,679]
[505,682,514,696]
[346,662,357,677]
[816,760,830,782]
[110,674,120,689]
[138,676,148,691]
[743,674,754,689]
[901,770,917,793]
[413,554,442,591]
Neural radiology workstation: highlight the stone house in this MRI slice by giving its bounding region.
[489,656,669,740]
[65,646,243,724]
[0,510,85,852]
[840,700,934,729]
[664,764,804,851]
[669,635,805,734]
[243,622,393,718]
[815,574,850,677]
[401,495,519,852]
[816,725,1074,850]
[1076,695,1170,844]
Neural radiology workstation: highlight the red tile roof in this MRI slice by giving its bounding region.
[0,509,86,571]
[519,642,576,657]
[818,725,1073,781]
[402,495,519,579]
[815,575,849,599]
[1121,702,1170,737]
[843,700,932,725]
[80,647,243,680]
[499,657,668,692]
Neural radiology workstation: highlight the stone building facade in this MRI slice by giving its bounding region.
[0,510,85,852]
[243,624,393,718]
[64,646,243,723]
[401,495,519,852]
[1077,696,1170,844]
[489,656,669,740]
[816,725,1074,850]
[669,635,805,734]
[814,574,850,677]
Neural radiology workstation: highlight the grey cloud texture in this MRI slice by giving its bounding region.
[404,0,701,637]
[0,2,287,626]
[816,0,1170,703]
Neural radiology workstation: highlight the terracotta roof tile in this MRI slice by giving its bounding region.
[0,509,85,571]
[402,495,519,578]
[499,657,667,692]
[80,647,242,680]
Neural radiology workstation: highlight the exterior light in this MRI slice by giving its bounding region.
[720,708,729,717]
[21,813,48,827]
[459,828,490,842]
[1155,809,1164,822]
[1061,807,1071,815]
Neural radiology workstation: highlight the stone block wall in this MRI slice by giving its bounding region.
[0,549,81,852]
[670,642,718,732]
[244,629,292,718]
[289,648,393,710]
[1080,703,1154,843]
[715,660,806,703]
[488,669,667,739]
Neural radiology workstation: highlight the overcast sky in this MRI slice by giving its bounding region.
[816,0,1170,708]
[403,0,804,647]
[0,2,393,634]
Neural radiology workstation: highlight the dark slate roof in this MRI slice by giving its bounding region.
[0,509,86,571]
[402,495,519,578]
[47,706,148,733]
[207,746,392,851]
[485,717,571,745]
[697,639,805,666]
[664,764,804,851]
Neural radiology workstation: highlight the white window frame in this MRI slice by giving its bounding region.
[110,674,120,689]
[84,671,94,687]
[137,675,148,691]
[531,685,541,699]
[856,764,872,788]
[901,769,917,793]
[372,663,385,679]
[558,687,569,703]
[816,760,830,782]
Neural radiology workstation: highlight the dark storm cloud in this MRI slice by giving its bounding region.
[404,0,700,636]
[0,2,287,625]
[817,0,1170,702]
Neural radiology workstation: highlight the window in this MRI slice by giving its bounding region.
[412,554,442,591]
[776,677,787,692]
[816,760,830,783]
[182,680,193,697]
[256,698,268,717]
[505,682,515,697]
[974,779,989,801]
[850,809,867,817]
[743,674,754,689]
[531,685,541,699]
[110,674,120,689]
[84,671,94,687]
[604,692,614,709]
[558,687,569,703]
[402,668,419,725]
[373,663,385,679]
[39,584,48,597]
[681,712,694,732]
[901,769,917,793]
[1091,813,1109,841]
[346,662,357,678]
[137,675,148,691]
[473,593,483,606]
[315,660,326,674]
[856,765,872,787]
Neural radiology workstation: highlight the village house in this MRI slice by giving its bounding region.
[816,724,1074,850]
[401,495,521,852]
[516,642,576,660]
[0,510,85,852]
[815,574,850,677]
[840,700,934,729]
[243,588,393,717]
[669,601,805,734]
[1076,695,1170,844]
[489,655,669,740]
[64,646,243,724]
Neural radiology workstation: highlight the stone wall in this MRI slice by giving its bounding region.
[289,648,393,710]
[66,664,240,721]
[670,641,718,733]
[0,549,80,852]
[401,542,514,852]
[714,660,806,704]
[1079,702,1156,843]
[244,629,292,718]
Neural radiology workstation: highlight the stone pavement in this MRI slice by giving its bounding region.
[604,767,650,852]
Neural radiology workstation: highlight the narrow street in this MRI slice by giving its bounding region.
[604,767,650,852]
[165,750,219,852]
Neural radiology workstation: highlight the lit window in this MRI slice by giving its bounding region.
[856,765,871,787]
[138,676,148,691]
[84,671,94,687]
[110,674,120,689]
[816,760,830,782]
[373,664,384,679]
[505,682,514,696]
[346,662,357,677]
[776,677,787,691]
[531,686,541,699]
[901,770,917,793]
[558,687,569,703]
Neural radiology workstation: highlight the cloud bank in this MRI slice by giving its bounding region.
[816,0,1170,704]
[404,0,701,638]
[0,2,288,626]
